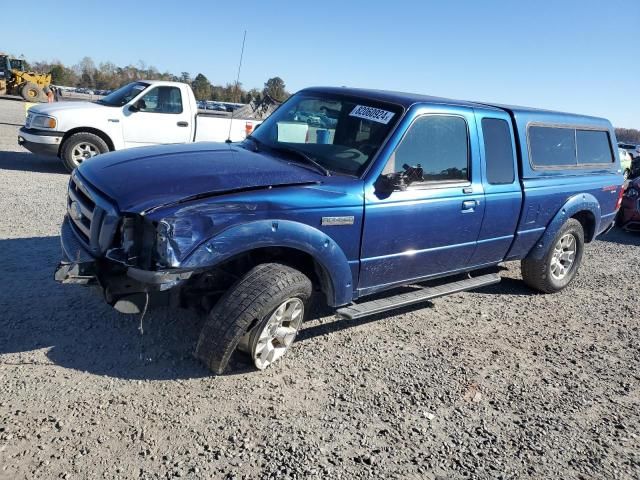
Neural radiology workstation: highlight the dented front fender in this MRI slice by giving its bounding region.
[181,219,354,307]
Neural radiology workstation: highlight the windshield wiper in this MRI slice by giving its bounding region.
[269,145,331,177]
[244,135,330,176]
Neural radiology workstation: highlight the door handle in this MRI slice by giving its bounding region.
[462,200,478,212]
[177,121,188,127]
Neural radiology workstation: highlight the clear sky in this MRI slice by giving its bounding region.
[4,0,639,128]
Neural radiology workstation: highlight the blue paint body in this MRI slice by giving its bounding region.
[70,87,624,307]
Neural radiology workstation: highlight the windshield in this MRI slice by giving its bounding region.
[97,82,149,107]
[248,93,403,176]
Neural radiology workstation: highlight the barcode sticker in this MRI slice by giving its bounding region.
[349,105,395,124]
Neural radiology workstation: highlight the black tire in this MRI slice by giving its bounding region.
[20,82,42,102]
[521,218,584,293]
[60,132,109,172]
[195,263,312,374]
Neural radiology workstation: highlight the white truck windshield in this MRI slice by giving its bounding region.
[97,82,149,107]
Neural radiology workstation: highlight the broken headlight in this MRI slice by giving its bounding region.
[156,217,201,268]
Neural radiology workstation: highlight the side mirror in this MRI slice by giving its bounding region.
[375,164,424,194]
[128,99,146,112]
[374,174,398,195]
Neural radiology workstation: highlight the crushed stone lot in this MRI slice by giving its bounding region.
[0,97,639,479]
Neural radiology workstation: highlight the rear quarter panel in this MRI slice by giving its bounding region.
[505,110,623,260]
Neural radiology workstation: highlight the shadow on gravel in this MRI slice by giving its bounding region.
[297,296,434,343]
[0,235,211,380]
[596,227,640,247]
[474,277,534,296]
[0,151,68,175]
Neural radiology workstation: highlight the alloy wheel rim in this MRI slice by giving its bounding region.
[550,233,576,280]
[251,298,304,370]
[71,142,98,165]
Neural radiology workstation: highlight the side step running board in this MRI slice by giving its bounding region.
[336,273,500,320]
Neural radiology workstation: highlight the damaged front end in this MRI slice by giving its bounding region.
[54,172,195,314]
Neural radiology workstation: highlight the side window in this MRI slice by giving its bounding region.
[138,86,183,114]
[482,118,515,184]
[576,130,613,164]
[387,115,469,182]
[529,126,576,167]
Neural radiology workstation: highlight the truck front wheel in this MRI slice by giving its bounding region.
[60,132,109,172]
[195,263,312,374]
[521,218,584,293]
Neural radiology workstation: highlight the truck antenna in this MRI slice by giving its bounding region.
[226,30,247,143]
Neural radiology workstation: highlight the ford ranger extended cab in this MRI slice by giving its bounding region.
[54,87,624,374]
[17,80,261,172]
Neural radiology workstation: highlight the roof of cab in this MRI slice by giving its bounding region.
[300,86,610,127]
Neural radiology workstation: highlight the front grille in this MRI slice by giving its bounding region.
[66,172,119,255]
[68,177,96,243]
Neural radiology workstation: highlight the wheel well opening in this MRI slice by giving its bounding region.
[572,210,596,242]
[59,128,115,156]
[188,247,334,308]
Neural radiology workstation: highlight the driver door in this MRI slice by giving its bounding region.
[122,85,192,147]
[358,107,485,294]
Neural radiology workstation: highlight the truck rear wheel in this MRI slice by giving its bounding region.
[521,218,584,293]
[20,82,42,102]
[60,132,109,172]
[195,263,312,374]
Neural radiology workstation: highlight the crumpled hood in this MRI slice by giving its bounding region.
[77,143,321,213]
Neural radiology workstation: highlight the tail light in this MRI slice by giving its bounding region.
[616,186,625,210]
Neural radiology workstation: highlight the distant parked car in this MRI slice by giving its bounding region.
[618,142,640,160]
[619,148,633,180]
[617,177,640,231]
[205,102,227,112]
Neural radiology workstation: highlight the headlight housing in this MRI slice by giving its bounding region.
[156,217,201,267]
[31,114,57,129]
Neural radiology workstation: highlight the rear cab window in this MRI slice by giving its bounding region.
[482,118,515,184]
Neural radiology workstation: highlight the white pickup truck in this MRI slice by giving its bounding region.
[17,80,263,171]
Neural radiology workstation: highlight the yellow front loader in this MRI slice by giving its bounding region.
[0,55,51,102]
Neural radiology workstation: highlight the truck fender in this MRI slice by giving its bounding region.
[526,193,601,261]
[181,219,354,306]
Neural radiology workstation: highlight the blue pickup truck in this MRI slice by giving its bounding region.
[54,87,624,373]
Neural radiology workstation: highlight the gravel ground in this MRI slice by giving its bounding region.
[0,98,639,480]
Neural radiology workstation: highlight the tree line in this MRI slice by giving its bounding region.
[615,128,640,145]
[25,56,289,103]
